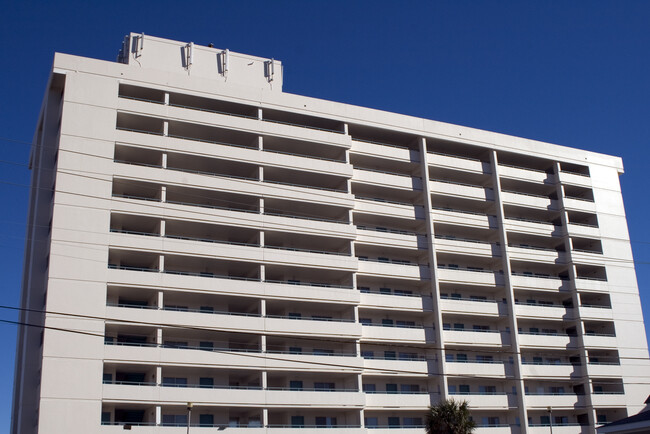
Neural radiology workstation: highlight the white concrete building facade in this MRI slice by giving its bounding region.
[11,33,650,434]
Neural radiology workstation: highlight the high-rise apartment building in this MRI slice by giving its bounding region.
[12,33,650,434]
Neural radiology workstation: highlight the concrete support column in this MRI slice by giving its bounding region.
[157,291,163,309]
[161,152,167,169]
[258,136,263,150]
[262,409,269,428]
[155,405,162,425]
[162,120,168,137]
[156,328,162,346]
[164,92,169,105]
[155,366,162,385]
[417,137,448,399]
[159,219,165,237]
[489,150,530,433]
[257,108,263,120]
[160,186,166,203]
[259,198,264,215]
[158,255,164,273]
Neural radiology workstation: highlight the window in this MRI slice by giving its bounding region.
[473,324,489,331]
[360,318,372,325]
[229,417,240,427]
[363,384,376,392]
[388,417,400,427]
[313,348,334,356]
[162,377,187,387]
[386,383,398,394]
[454,323,465,330]
[597,414,608,423]
[529,327,539,334]
[448,385,457,394]
[101,412,111,424]
[399,352,418,360]
[443,323,451,330]
[380,287,391,294]
[482,417,500,426]
[199,377,214,388]
[289,346,302,354]
[290,380,303,391]
[457,354,468,362]
[164,340,188,349]
[382,319,394,326]
[394,289,412,296]
[378,257,389,263]
[287,279,301,285]
[162,414,188,426]
[358,286,370,293]
[396,320,415,328]
[249,418,262,427]
[361,350,374,359]
[199,305,214,313]
[199,414,214,427]
[199,341,213,351]
[479,385,496,394]
[384,350,396,360]
[288,312,302,319]
[404,417,422,427]
[364,417,378,427]
[540,415,550,425]
[533,356,543,364]
[401,384,420,393]
[555,416,569,425]
[549,386,565,394]
[102,373,112,384]
[446,353,454,362]
[314,382,335,391]
[476,355,493,363]
[315,417,337,427]
[459,384,470,394]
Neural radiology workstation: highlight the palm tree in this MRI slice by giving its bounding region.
[425,399,476,434]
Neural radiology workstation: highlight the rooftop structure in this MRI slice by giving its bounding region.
[11,33,650,434]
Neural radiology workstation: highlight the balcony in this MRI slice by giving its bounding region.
[432,208,497,230]
[591,392,627,407]
[524,393,584,408]
[361,324,433,344]
[429,152,490,174]
[430,179,493,202]
[440,297,500,317]
[501,191,557,210]
[438,267,504,287]
[518,333,576,349]
[579,305,613,321]
[356,226,425,250]
[528,425,589,434]
[566,222,600,238]
[355,197,425,220]
[449,393,514,409]
[510,274,569,292]
[434,236,499,258]
[582,334,617,349]
[586,363,622,378]
[351,139,419,163]
[359,292,432,312]
[558,170,592,187]
[358,258,429,281]
[521,363,578,378]
[563,197,596,213]
[364,392,432,409]
[362,357,430,376]
[515,303,572,321]
[574,278,608,292]
[499,164,553,184]
[507,245,565,264]
[443,329,509,347]
[445,360,508,378]
[353,168,422,191]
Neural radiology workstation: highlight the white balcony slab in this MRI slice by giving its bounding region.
[351,139,419,163]
[437,268,503,287]
[440,298,500,317]
[518,334,576,349]
[582,335,618,349]
[353,169,422,191]
[356,228,425,250]
[429,153,490,174]
[591,393,627,407]
[529,426,589,434]
[361,325,432,344]
[563,197,596,212]
[504,219,561,238]
[507,246,564,264]
[579,306,613,321]
[359,293,433,312]
[443,330,509,347]
[586,363,622,378]
[357,260,429,281]
[558,171,592,187]
[510,275,569,292]
[445,361,508,378]
[524,393,583,408]
[431,181,493,201]
[355,198,425,220]
[435,237,498,257]
[515,304,573,320]
[364,392,432,409]
[499,165,554,184]
[451,393,514,409]
[574,278,609,293]
[521,363,579,379]
[566,223,600,238]
[362,358,431,376]
[501,191,557,210]
[432,208,497,230]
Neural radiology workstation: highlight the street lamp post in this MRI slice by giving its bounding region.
[547,406,553,434]
[187,402,193,434]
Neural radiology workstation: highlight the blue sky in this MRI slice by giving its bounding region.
[1,0,649,429]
